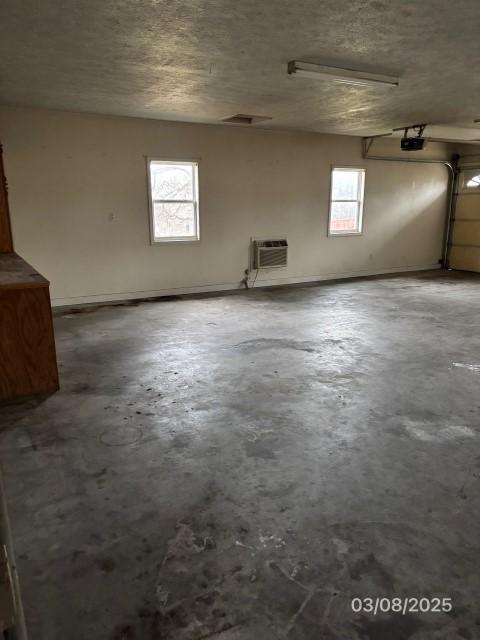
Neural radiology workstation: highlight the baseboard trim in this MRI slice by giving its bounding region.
[51,263,441,307]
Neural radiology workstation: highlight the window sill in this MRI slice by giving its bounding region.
[328,231,363,237]
[151,238,201,245]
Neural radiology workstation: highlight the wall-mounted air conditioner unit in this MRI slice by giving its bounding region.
[253,239,288,269]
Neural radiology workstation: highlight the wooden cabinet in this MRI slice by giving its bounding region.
[0,145,59,402]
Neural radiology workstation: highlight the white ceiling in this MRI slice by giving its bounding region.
[1,0,480,140]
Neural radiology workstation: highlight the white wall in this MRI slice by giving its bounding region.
[0,106,450,305]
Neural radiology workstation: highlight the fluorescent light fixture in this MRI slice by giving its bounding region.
[287,61,399,87]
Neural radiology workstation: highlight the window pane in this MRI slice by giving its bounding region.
[466,174,480,188]
[331,170,360,200]
[150,163,194,200]
[330,201,359,232]
[153,202,196,238]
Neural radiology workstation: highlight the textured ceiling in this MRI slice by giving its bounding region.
[1,0,480,139]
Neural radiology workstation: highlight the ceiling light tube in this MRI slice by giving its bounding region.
[288,61,399,87]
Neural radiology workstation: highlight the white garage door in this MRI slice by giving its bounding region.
[450,167,480,272]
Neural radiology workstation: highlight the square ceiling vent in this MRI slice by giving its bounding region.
[222,114,272,125]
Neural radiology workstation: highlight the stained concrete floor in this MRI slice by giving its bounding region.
[0,271,479,640]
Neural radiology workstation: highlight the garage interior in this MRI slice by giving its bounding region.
[0,2,480,639]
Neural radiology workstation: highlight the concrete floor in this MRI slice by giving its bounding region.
[0,271,479,640]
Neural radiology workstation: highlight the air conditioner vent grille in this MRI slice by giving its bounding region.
[253,239,288,269]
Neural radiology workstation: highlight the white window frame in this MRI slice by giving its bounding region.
[147,158,200,244]
[328,167,366,236]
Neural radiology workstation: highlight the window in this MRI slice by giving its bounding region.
[328,167,365,235]
[466,174,480,188]
[460,170,480,192]
[148,159,199,242]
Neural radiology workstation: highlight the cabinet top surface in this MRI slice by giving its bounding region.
[0,252,49,289]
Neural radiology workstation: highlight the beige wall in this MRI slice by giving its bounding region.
[0,106,450,305]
